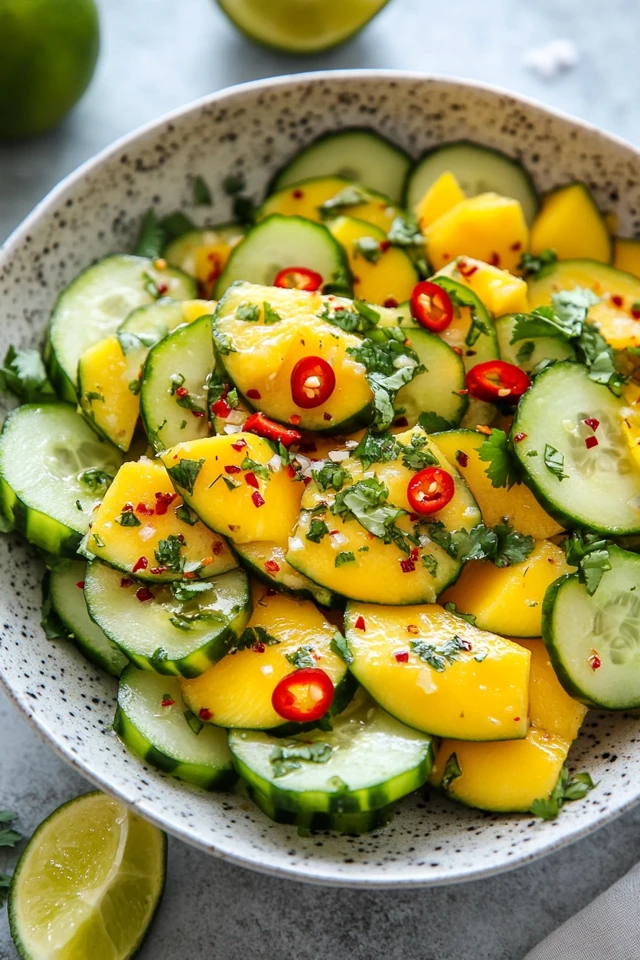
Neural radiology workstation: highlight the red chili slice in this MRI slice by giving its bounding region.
[410,281,454,332]
[274,266,323,292]
[465,360,531,404]
[290,355,336,409]
[271,667,334,723]
[407,467,455,515]
[244,411,302,447]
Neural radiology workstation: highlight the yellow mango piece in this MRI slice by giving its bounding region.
[259,177,399,232]
[345,602,531,740]
[328,216,418,305]
[194,244,232,298]
[614,238,640,279]
[180,586,347,728]
[415,171,465,231]
[431,639,587,811]
[426,193,529,274]
[441,540,574,637]
[78,336,147,452]
[436,256,529,315]
[160,433,303,544]
[530,183,611,262]
[179,298,217,323]
[214,311,373,433]
[432,430,563,538]
[620,381,640,472]
[88,458,236,581]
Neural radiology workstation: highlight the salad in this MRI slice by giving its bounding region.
[4,128,640,835]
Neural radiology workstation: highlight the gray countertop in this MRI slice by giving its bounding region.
[2,0,640,956]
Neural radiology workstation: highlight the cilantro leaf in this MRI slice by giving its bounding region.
[353,236,382,263]
[411,635,469,672]
[531,766,596,820]
[0,346,55,402]
[159,211,196,242]
[421,553,439,577]
[235,625,280,651]
[155,534,185,572]
[562,531,611,595]
[518,248,558,278]
[176,504,198,526]
[352,430,400,470]
[443,601,476,625]
[212,327,237,356]
[544,443,569,481]
[418,411,454,433]
[306,517,329,543]
[167,458,205,495]
[311,461,350,492]
[237,301,260,323]
[335,551,355,567]
[441,752,462,790]
[240,456,270,482]
[262,302,281,325]
[171,580,214,602]
[319,184,369,217]
[422,520,534,568]
[516,341,535,365]
[133,208,164,258]
[115,511,141,527]
[387,214,423,248]
[78,468,113,492]
[493,524,536,567]
[285,644,316,669]
[331,477,404,539]
[348,337,423,431]
[192,175,212,206]
[400,433,439,471]
[319,299,380,335]
[330,632,353,665]
[478,429,521,489]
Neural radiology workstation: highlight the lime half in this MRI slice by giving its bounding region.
[216,0,390,53]
[9,792,166,960]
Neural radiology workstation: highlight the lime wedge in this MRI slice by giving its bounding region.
[8,792,166,960]
[216,0,390,53]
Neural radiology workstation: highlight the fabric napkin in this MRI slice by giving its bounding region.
[524,860,640,959]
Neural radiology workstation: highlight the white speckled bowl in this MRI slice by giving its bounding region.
[1,71,639,888]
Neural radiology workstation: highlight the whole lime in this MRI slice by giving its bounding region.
[0,0,100,141]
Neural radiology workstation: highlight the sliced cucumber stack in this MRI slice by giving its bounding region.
[271,129,411,204]
[84,562,251,677]
[543,545,640,709]
[0,404,122,556]
[46,255,196,402]
[512,361,640,534]
[229,689,434,815]
[43,560,128,677]
[405,141,539,225]
[495,314,576,372]
[141,313,215,452]
[114,667,236,789]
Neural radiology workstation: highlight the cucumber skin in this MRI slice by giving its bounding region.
[113,705,237,791]
[0,474,81,557]
[539,572,596,706]
[247,786,397,833]
[8,791,168,960]
[234,545,342,609]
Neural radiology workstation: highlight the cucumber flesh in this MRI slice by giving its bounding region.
[397,326,467,427]
[45,560,128,677]
[84,562,251,677]
[114,667,236,789]
[228,688,434,814]
[271,130,411,204]
[543,545,640,708]
[119,299,205,347]
[495,314,576,372]
[405,141,539,225]
[214,215,351,299]
[140,313,214,453]
[512,361,640,534]
[430,275,499,372]
[0,404,123,556]
[46,255,196,402]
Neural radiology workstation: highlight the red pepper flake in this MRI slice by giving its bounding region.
[384,297,398,308]
[150,566,168,575]
[406,624,419,635]
[633,306,640,320]
[490,252,501,267]
[408,512,419,522]
[192,410,205,418]
[589,651,602,671]
[292,189,304,199]
[460,638,473,651]
[394,651,409,663]
[511,241,522,252]
[135,586,154,603]
[456,450,469,467]
[175,386,189,398]
[252,642,266,653]
[452,346,463,356]
[132,556,148,573]
[212,398,231,418]
[583,417,600,432]
[252,491,265,508]
[394,416,409,428]
[513,432,527,443]
[264,559,280,574]
[458,259,478,278]
[302,475,312,486]
[136,501,155,516]
[611,294,624,308]
[354,615,366,631]
[246,388,261,400]
[121,501,134,512]
[225,464,241,474]
[455,388,469,396]
[410,547,420,562]
[290,414,302,426]
[400,559,416,573]
[212,540,223,555]
[154,491,177,515]
[161,697,175,708]
[380,240,390,253]
[476,424,492,436]
[231,438,247,452]
[245,471,259,489]
[120,577,132,588]
[323,412,332,421]
[585,435,599,449]
[287,464,298,479]
[199,707,213,721]
[156,282,169,295]
[514,716,521,722]
[76,580,85,589]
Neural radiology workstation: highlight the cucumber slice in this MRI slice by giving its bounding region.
[140,313,214,453]
[512,361,640,534]
[430,275,499,371]
[119,298,214,346]
[542,544,640,709]
[234,540,339,607]
[164,224,245,277]
[271,129,411,204]
[84,562,251,677]
[44,560,128,677]
[396,326,467,427]
[247,786,397,833]
[228,688,434,814]
[114,667,236,789]
[495,313,576,372]
[214,215,351,299]
[405,141,539,226]
[46,255,196,402]
[0,404,122,556]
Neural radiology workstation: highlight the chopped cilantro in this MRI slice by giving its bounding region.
[518,248,558,278]
[400,433,439,471]
[352,430,400,470]
[387,214,423,248]
[78,468,113,492]
[170,611,220,630]
[262,301,281,325]
[128,378,142,395]
[155,534,185,572]
[85,391,104,404]
[330,632,353,665]
[171,580,214,602]
[133,208,164,258]
[331,477,415,554]
[115,511,141,527]
[237,301,260,323]
[318,299,380,335]
[306,517,330,543]
[311,461,351,492]
[411,635,469,672]
[421,553,438,577]
[544,443,569,481]
[478,429,521,489]
[240,456,270,481]
[192,175,212,206]
[347,336,422,431]
[159,211,196,242]
[0,346,55,402]
[0,811,22,850]
[335,550,355,567]
[235,625,280,651]
[212,328,237,355]
[516,341,535,365]
[92,532,105,548]
[441,752,463,790]
[443,601,477,625]
[285,644,316,669]
[167,458,205,494]
[417,411,454,433]
[422,520,534,568]
[270,741,333,778]
[353,236,382,263]
[530,767,596,820]
[183,708,204,735]
[176,504,198,526]
[562,530,611,595]
[319,184,369,217]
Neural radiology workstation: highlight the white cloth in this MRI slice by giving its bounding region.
[524,861,640,959]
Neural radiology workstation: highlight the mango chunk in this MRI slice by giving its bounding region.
[415,171,465,231]
[426,193,529,274]
[614,238,640,279]
[259,177,399,232]
[436,256,529,315]
[530,183,611,263]
[328,215,417,305]
[78,335,146,452]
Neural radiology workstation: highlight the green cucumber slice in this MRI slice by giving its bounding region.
[234,540,340,607]
[43,560,128,676]
[512,361,640,534]
[46,255,196,402]
[119,298,201,347]
[396,326,467,427]
[164,224,245,277]
[542,544,640,708]
[84,562,251,677]
[214,215,351,299]
[430,275,499,371]
[140,313,214,453]
[271,129,411,204]
[228,689,434,814]
[495,313,576,372]
[114,667,236,789]
[247,786,396,834]
[0,404,122,556]
[404,141,539,225]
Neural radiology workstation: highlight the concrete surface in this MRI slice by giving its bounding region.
[2,0,640,956]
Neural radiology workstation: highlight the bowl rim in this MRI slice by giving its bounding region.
[2,69,640,888]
